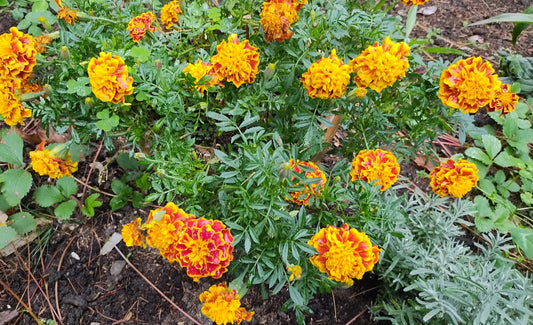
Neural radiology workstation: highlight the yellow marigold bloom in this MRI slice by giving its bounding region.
[350,36,410,93]
[260,0,298,43]
[292,0,308,11]
[127,12,156,43]
[20,77,44,94]
[308,224,381,286]
[29,141,78,179]
[87,52,134,104]
[161,0,182,29]
[175,218,234,281]
[302,49,352,99]
[439,56,501,114]
[122,218,146,248]
[488,83,519,116]
[287,264,302,281]
[286,159,327,206]
[429,159,479,198]
[34,34,54,54]
[183,59,222,95]
[199,283,254,325]
[350,149,400,191]
[211,34,260,88]
[57,7,78,25]
[0,76,31,126]
[0,27,37,80]
[400,0,431,5]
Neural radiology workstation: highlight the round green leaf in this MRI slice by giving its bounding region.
[34,185,64,207]
[54,200,77,219]
[9,212,36,234]
[0,225,17,249]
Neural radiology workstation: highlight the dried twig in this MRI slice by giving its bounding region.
[345,307,368,325]
[81,137,104,199]
[0,278,45,325]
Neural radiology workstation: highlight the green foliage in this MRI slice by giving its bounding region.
[80,193,102,217]
[35,176,78,219]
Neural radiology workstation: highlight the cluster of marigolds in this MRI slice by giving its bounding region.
[0,0,523,323]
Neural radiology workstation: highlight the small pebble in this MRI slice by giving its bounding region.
[71,252,80,260]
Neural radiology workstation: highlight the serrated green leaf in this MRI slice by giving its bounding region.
[503,116,518,139]
[110,196,128,211]
[0,169,32,206]
[57,176,77,197]
[9,212,36,234]
[111,180,132,197]
[520,192,533,205]
[481,134,501,160]
[478,179,496,196]
[34,185,64,207]
[96,109,120,132]
[54,200,77,219]
[0,131,23,165]
[510,227,533,259]
[0,0,9,6]
[128,46,151,63]
[81,193,102,217]
[66,78,91,96]
[116,153,139,170]
[0,226,17,249]
[131,191,145,208]
[493,151,517,168]
[465,147,491,166]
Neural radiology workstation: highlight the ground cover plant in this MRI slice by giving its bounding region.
[1,0,532,324]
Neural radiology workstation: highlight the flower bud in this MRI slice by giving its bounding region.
[134,152,146,160]
[154,59,162,69]
[263,63,275,80]
[278,162,291,180]
[156,168,167,177]
[50,143,69,160]
[84,97,94,107]
[43,84,53,96]
[60,46,70,60]
[39,16,52,32]
[310,10,316,22]
[347,87,367,101]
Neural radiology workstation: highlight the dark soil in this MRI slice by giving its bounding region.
[1,1,531,325]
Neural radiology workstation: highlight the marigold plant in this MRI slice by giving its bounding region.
[199,283,254,325]
[87,52,134,103]
[308,224,381,286]
[287,264,302,281]
[183,59,222,95]
[301,49,352,99]
[350,36,410,93]
[260,0,300,43]
[286,159,327,206]
[350,149,400,191]
[439,56,501,113]
[161,0,182,29]
[429,158,479,198]
[57,7,78,25]
[122,218,146,248]
[29,141,78,179]
[0,77,31,126]
[127,12,157,43]
[399,0,431,5]
[0,27,37,80]
[210,34,260,88]
[487,83,519,116]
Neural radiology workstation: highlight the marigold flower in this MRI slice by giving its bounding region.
[127,12,156,42]
[287,264,302,281]
[20,77,44,94]
[350,36,410,93]
[0,76,31,126]
[199,283,254,325]
[350,149,400,191]
[429,159,479,198]
[286,159,327,205]
[399,0,431,5]
[87,52,134,103]
[29,141,78,179]
[175,218,234,281]
[161,0,182,29]
[487,83,519,116]
[302,49,352,99]
[308,224,380,286]
[183,59,222,95]
[292,0,308,11]
[0,27,37,80]
[57,7,78,25]
[34,34,54,54]
[211,34,260,88]
[122,218,146,248]
[439,56,501,113]
[260,0,298,43]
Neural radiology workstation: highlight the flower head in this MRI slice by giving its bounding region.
[0,76,31,126]
[161,0,182,29]
[183,59,222,95]
[399,0,431,5]
[260,0,299,43]
[429,159,479,198]
[350,149,400,191]
[87,52,134,103]
[211,34,260,88]
[199,283,254,325]
[439,56,501,113]
[0,27,37,80]
[122,218,146,248]
[350,36,410,93]
[287,264,302,281]
[488,83,519,116]
[286,159,327,205]
[57,7,78,25]
[35,34,54,54]
[308,224,380,286]
[174,218,234,281]
[127,12,157,43]
[302,49,352,99]
[29,141,78,179]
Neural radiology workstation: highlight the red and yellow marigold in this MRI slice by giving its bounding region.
[0,27,37,80]
[57,7,78,25]
[211,34,260,88]
[488,83,519,116]
[161,0,182,29]
[350,149,400,191]
[199,283,254,325]
[260,0,299,43]
[350,36,410,93]
[429,159,479,198]
[122,218,146,248]
[127,12,156,43]
[302,49,352,99]
[87,52,134,103]
[308,224,380,286]
[399,0,431,5]
[0,76,31,126]
[439,56,501,113]
[287,264,302,281]
[286,159,327,206]
[29,141,78,179]
[183,59,222,95]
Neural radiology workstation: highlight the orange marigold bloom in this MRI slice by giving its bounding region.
[34,34,54,54]
[183,59,222,95]
[350,149,400,191]
[87,52,134,103]
[350,36,410,93]
[308,224,380,286]
[429,159,479,198]
[57,7,78,25]
[211,34,260,88]
[260,0,298,43]
[127,12,156,42]
[161,0,182,29]
[399,0,430,5]
[175,218,234,281]
[439,56,501,114]
[20,77,44,94]
[0,27,37,80]
[287,264,302,281]
[302,49,352,99]
[29,141,78,179]
[292,0,308,11]
[0,76,31,126]
[487,83,519,116]
[286,159,327,206]
[122,218,146,248]
[199,283,254,325]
